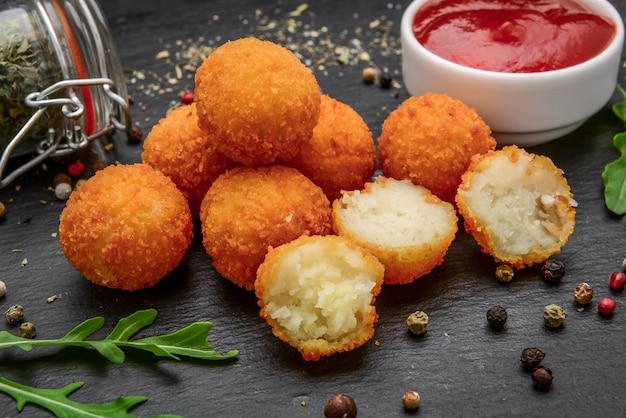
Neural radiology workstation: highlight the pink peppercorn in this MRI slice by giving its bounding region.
[609,272,626,291]
[67,161,85,177]
[180,91,194,105]
[598,297,616,315]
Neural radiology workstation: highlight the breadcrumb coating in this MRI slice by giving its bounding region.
[256,234,384,361]
[333,176,458,285]
[282,94,376,201]
[141,103,238,216]
[200,165,332,290]
[378,92,496,203]
[58,164,193,291]
[456,145,576,268]
[195,37,321,166]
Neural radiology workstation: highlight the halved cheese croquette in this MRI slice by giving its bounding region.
[200,165,332,290]
[282,94,377,201]
[194,37,321,166]
[58,164,193,291]
[332,176,458,285]
[255,234,384,361]
[378,92,496,203]
[141,103,238,216]
[456,145,576,268]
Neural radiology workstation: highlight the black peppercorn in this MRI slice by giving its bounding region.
[520,347,546,370]
[532,367,553,390]
[486,305,507,329]
[127,125,143,144]
[542,259,565,283]
[324,394,357,418]
[379,73,393,89]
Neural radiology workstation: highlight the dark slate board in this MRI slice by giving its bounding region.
[1,0,626,416]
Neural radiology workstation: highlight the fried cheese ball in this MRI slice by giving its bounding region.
[141,103,237,216]
[195,37,321,166]
[378,92,496,203]
[282,94,376,201]
[456,145,576,268]
[200,165,332,290]
[59,164,193,291]
[333,176,458,285]
[256,234,384,361]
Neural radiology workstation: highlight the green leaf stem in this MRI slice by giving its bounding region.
[0,309,238,363]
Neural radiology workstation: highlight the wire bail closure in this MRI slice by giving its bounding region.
[0,77,131,189]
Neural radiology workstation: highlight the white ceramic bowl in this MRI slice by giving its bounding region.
[401,0,625,146]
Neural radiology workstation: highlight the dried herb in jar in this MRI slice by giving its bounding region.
[0,7,63,154]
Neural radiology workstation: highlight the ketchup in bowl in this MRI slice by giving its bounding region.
[412,0,617,73]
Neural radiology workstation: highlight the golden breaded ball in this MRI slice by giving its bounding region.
[59,164,193,291]
[333,176,458,285]
[456,145,576,268]
[282,94,376,201]
[256,234,384,361]
[378,92,496,203]
[195,37,321,166]
[200,165,332,290]
[141,103,238,216]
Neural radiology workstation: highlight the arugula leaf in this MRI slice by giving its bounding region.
[0,309,238,363]
[0,374,183,418]
[604,85,626,215]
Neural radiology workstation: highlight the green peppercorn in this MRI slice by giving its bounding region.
[520,347,546,370]
[486,305,507,329]
[532,367,553,390]
[19,322,36,339]
[543,304,566,328]
[5,304,24,325]
[542,259,565,283]
[495,264,514,283]
[406,310,429,335]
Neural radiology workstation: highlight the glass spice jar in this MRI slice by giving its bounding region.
[0,0,131,188]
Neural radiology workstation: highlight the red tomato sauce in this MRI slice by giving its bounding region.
[412,0,616,73]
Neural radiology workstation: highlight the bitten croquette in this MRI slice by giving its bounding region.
[333,176,458,285]
[141,103,238,216]
[200,165,332,290]
[58,164,193,291]
[378,92,496,203]
[256,234,384,361]
[456,145,576,268]
[194,37,321,166]
[282,94,376,201]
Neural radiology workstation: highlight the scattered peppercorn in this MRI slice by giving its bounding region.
[379,73,393,89]
[19,322,36,339]
[127,124,143,144]
[622,257,626,270]
[54,182,72,201]
[486,305,508,329]
[67,161,85,177]
[0,280,6,298]
[0,201,5,220]
[573,282,594,305]
[92,160,107,172]
[543,304,566,328]
[598,297,616,315]
[362,67,378,84]
[532,367,553,390]
[324,394,357,418]
[52,173,72,188]
[495,264,514,283]
[520,347,546,370]
[402,390,421,410]
[609,272,626,291]
[406,310,429,335]
[180,90,194,105]
[541,259,565,283]
[5,304,24,325]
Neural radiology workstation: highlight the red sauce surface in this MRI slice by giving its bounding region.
[412,0,616,73]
